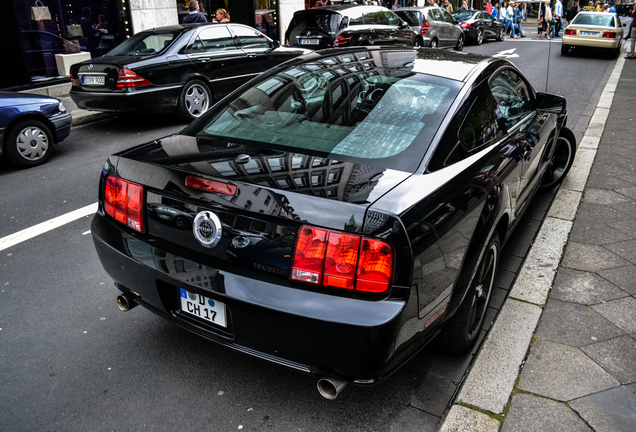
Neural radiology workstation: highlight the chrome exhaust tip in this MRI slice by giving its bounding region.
[317,377,348,400]
[116,293,137,312]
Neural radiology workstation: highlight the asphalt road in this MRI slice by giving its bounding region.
[0,31,624,431]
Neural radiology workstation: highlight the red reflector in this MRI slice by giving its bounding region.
[290,225,393,293]
[420,22,430,35]
[185,175,237,196]
[116,68,152,88]
[103,176,144,233]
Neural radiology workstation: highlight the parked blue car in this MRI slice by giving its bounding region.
[0,92,72,168]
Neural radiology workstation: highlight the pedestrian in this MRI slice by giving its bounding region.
[444,0,453,13]
[515,3,525,37]
[565,0,579,25]
[462,1,469,10]
[626,6,636,58]
[486,0,493,14]
[492,2,500,19]
[498,1,507,27]
[214,8,230,22]
[182,0,207,23]
[554,0,563,37]
[538,0,551,39]
[505,2,517,38]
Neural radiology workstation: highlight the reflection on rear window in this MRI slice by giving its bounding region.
[189,50,460,172]
[106,32,178,56]
[572,13,615,27]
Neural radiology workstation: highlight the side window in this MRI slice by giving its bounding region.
[364,11,388,25]
[231,25,271,50]
[195,26,238,53]
[384,11,402,26]
[429,88,501,170]
[429,9,442,21]
[441,10,455,23]
[346,9,365,26]
[489,69,533,129]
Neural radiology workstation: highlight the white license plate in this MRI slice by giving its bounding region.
[580,31,599,36]
[180,288,227,327]
[300,39,319,45]
[83,75,105,85]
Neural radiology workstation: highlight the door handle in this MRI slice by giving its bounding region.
[199,58,210,63]
[247,53,257,58]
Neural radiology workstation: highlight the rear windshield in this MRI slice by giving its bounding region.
[290,11,344,33]
[105,31,180,56]
[572,13,615,27]
[395,10,421,26]
[453,11,474,21]
[184,50,461,173]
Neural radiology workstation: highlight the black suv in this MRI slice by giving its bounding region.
[285,5,414,49]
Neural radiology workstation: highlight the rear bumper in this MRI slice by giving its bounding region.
[562,36,621,49]
[70,85,182,114]
[91,211,423,383]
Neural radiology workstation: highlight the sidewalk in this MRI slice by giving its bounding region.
[440,49,636,430]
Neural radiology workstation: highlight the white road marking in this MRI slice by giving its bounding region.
[493,48,520,58]
[0,202,98,252]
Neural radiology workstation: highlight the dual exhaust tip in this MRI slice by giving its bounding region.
[116,293,349,399]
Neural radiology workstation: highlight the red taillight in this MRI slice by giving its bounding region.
[185,175,237,196]
[420,22,430,35]
[565,28,576,36]
[290,225,393,293]
[460,22,471,29]
[104,176,144,232]
[334,35,353,46]
[70,69,77,87]
[602,31,617,39]
[116,68,152,88]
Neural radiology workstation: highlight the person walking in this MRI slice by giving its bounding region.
[214,8,230,22]
[538,0,552,39]
[492,2,500,19]
[486,0,493,14]
[554,0,564,37]
[505,2,517,38]
[515,3,525,37]
[182,0,207,23]
[626,5,636,58]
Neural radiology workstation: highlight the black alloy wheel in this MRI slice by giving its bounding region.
[539,127,576,192]
[413,37,423,48]
[430,38,439,49]
[177,79,212,122]
[5,119,53,168]
[455,34,465,51]
[497,28,505,41]
[476,29,484,45]
[442,233,499,354]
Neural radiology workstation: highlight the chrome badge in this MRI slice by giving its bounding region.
[193,211,222,248]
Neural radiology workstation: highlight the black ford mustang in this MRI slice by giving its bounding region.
[91,47,575,399]
[69,23,310,122]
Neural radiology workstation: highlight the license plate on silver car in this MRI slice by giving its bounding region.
[300,39,319,45]
[82,75,105,85]
[179,288,227,327]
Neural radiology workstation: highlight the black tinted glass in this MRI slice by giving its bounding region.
[106,31,180,56]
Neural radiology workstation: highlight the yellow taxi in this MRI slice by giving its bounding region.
[561,11,626,56]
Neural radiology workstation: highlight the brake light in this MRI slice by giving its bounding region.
[334,35,353,46]
[116,68,152,88]
[185,175,237,196]
[460,22,471,29]
[565,28,576,36]
[290,225,393,293]
[602,31,617,39]
[70,69,77,86]
[104,176,144,232]
[420,22,430,35]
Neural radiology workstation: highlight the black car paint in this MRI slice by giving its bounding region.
[453,10,505,44]
[91,47,568,385]
[69,23,309,115]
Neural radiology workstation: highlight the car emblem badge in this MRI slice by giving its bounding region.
[193,211,222,248]
[88,64,94,70]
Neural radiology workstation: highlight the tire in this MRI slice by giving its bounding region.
[455,34,465,51]
[496,28,505,41]
[4,119,53,168]
[430,38,439,49]
[177,79,211,122]
[442,233,500,355]
[538,127,576,193]
[476,29,484,45]
[413,37,423,48]
[561,44,569,55]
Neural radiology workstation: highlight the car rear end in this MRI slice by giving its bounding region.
[69,29,184,113]
[285,8,344,48]
[395,8,432,47]
[563,12,623,50]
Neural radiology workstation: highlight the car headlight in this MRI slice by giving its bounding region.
[58,101,67,113]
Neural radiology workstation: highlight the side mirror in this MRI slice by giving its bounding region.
[271,38,281,48]
[536,92,566,114]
